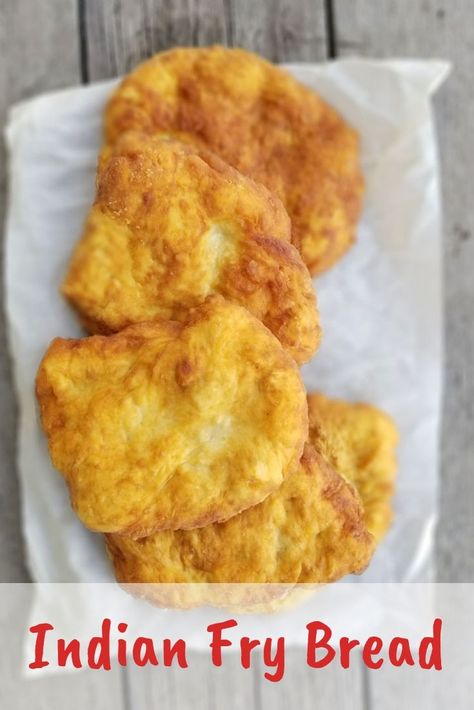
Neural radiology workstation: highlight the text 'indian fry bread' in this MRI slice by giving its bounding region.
[62,132,320,365]
[104,46,364,275]
[35,297,308,537]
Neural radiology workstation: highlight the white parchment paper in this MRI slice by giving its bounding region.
[4,59,449,588]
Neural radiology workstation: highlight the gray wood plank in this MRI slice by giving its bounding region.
[257,648,365,710]
[0,585,126,709]
[83,0,328,80]
[0,2,126,706]
[127,651,256,709]
[8,2,467,708]
[333,0,474,583]
[84,0,231,79]
[363,665,466,710]
[0,0,83,583]
[126,646,365,710]
[333,1,474,707]
[228,0,327,61]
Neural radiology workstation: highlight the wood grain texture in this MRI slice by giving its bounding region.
[83,0,328,79]
[125,647,366,710]
[0,0,82,583]
[363,663,467,710]
[0,1,125,704]
[257,650,365,710]
[364,664,436,710]
[334,2,474,707]
[334,0,474,582]
[228,0,327,61]
[1,0,472,707]
[83,0,231,79]
[126,652,256,709]
[0,585,126,709]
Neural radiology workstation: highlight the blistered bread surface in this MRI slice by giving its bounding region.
[63,132,320,364]
[36,298,308,537]
[104,46,364,275]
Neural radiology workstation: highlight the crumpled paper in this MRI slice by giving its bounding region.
[4,59,449,587]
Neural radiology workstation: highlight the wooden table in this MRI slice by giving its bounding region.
[1,1,473,707]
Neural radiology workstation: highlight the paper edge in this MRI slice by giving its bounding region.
[4,58,452,138]
[3,58,446,584]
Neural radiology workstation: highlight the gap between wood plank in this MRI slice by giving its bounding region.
[361,658,371,710]
[223,0,236,46]
[324,0,337,58]
[252,660,263,710]
[78,0,90,82]
[120,665,132,710]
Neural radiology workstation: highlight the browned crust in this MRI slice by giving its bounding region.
[36,297,308,537]
[62,132,320,364]
[104,46,365,275]
[307,392,399,543]
[105,443,374,600]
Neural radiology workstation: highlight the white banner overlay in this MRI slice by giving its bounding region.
[0,583,471,691]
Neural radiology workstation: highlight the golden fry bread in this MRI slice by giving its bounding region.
[36,297,307,537]
[307,393,398,542]
[62,133,320,365]
[105,445,374,603]
[104,46,364,275]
